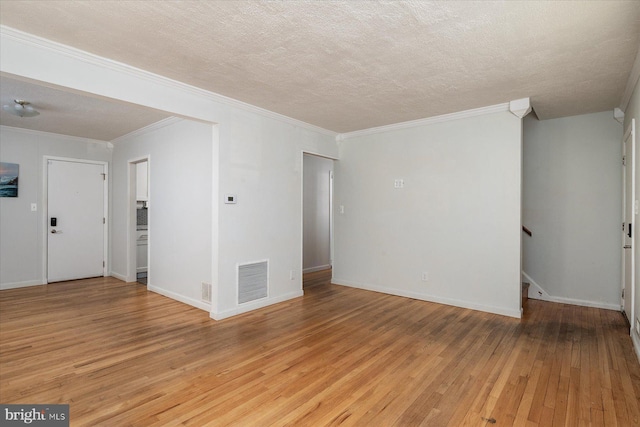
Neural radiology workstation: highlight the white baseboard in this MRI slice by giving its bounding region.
[147,285,210,312]
[109,271,129,282]
[303,264,332,274]
[0,279,44,290]
[211,290,304,321]
[632,330,640,365]
[522,271,621,311]
[331,278,521,319]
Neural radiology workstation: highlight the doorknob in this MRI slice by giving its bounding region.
[624,245,632,249]
[51,229,62,234]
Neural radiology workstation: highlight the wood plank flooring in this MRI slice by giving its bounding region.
[1,270,639,426]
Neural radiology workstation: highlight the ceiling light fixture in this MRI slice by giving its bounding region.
[3,99,40,117]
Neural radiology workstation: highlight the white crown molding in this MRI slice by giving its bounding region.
[110,117,183,144]
[0,25,337,138]
[336,102,510,141]
[0,124,111,147]
[509,98,532,119]
[621,45,640,112]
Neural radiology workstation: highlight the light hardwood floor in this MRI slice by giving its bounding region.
[1,270,639,426]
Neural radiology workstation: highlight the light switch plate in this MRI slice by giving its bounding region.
[31,203,37,212]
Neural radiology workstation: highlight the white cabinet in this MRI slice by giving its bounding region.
[136,161,148,202]
[136,230,148,273]
[136,239,147,272]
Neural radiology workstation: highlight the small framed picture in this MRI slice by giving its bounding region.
[0,162,19,197]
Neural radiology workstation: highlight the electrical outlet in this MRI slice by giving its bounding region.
[394,179,404,189]
[290,270,295,280]
[339,205,345,214]
[421,272,429,281]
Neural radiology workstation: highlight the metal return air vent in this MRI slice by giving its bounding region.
[238,260,268,304]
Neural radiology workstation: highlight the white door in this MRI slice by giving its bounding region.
[47,159,106,282]
[623,119,636,325]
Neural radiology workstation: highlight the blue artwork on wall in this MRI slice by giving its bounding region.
[0,162,19,197]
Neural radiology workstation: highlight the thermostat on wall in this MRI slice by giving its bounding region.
[224,194,237,204]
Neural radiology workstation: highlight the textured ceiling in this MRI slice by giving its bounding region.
[0,76,170,141]
[1,1,639,133]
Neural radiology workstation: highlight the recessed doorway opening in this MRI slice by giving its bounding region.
[302,153,334,289]
[128,157,150,285]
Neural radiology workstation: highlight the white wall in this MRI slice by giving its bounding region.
[0,126,112,289]
[623,73,640,356]
[1,30,339,319]
[215,109,338,319]
[522,112,622,309]
[303,154,333,273]
[333,111,523,318]
[111,119,213,309]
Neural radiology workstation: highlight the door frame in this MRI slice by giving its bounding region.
[622,118,636,332]
[127,156,150,283]
[42,156,109,284]
[300,151,337,287]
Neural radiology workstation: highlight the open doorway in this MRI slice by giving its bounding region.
[129,157,150,285]
[302,153,334,289]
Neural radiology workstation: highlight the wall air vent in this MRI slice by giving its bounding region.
[238,260,268,304]
[201,282,211,303]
